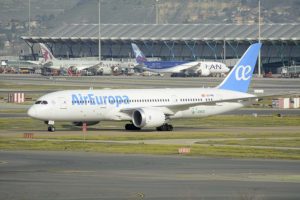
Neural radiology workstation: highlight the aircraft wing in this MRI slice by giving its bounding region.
[144,61,201,73]
[26,60,42,65]
[120,90,300,117]
[120,95,257,116]
[74,64,97,71]
[76,61,128,71]
[161,61,201,73]
[253,91,299,98]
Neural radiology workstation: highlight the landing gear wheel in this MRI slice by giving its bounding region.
[125,123,141,131]
[167,125,173,131]
[125,124,130,130]
[48,126,55,132]
[156,124,173,131]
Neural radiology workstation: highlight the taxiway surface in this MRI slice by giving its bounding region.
[0,151,299,199]
[1,108,299,118]
[1,74,300,95]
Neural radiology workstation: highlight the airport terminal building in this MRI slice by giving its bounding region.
[22,23,300,73]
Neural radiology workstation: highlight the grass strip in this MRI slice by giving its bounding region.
[23,131,300,141]
[196,138,300,148]
[0,109,27,114]
[0,139,300,160]
[0,115,300,131]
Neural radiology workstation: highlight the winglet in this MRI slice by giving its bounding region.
[131,43,147,64]
[218,43,262,93]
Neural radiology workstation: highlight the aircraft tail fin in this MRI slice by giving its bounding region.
[131,43,147,64]
[39,43,56,62]
[217,43,262,93]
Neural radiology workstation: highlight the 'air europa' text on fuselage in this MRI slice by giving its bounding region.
[71,93,130,107]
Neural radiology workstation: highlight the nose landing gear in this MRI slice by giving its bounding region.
[45,120,55,132]
[47,126,55,132]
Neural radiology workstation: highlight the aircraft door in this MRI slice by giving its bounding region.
[171,95,178,104]
[58,97,68,109]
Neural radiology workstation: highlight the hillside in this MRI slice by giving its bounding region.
[0,0,299,55]
[0,0,80,22]
[47,0,300,27]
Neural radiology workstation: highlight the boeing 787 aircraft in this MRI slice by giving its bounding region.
[28,43,261,132]
[39,43,133,75]
[132,43,229,76]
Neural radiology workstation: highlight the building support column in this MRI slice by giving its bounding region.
[24,41,36,61]
[184,41,196,60]
[163,41,175,59]
[227,41,239,59]
[205,41,218,60]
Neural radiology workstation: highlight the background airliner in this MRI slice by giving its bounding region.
[28,43,261,132]
[39,43,134,75]
[131,43,229,76]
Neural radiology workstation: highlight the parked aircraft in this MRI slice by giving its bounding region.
[28,43,261,132]
[39,43,133,75]
[131,43,229,76]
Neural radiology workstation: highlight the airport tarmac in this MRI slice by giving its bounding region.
[0,151,299,200]
[0,75,299,199]
[1,108,299,118]
[1,74,299,119]
[1,74,300,95]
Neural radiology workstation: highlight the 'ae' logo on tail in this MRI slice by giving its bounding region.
[235,65,252,81]
[217,43,261,93]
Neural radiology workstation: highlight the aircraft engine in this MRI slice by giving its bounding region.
[67,66,78,76]
[112,66,119,72]
[132,108,166,128]
[199,68,210,76]
[72,121,100,126]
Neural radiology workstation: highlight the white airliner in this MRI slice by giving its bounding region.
[28,43,261,132]
[131,43,230,76]
[39,43,131,75]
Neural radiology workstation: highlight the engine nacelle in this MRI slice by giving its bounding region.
[199,68,210,76]
[72,121,100,126]
[132,108,166,128]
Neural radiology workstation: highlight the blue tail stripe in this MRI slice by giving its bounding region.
[218,43,262,93]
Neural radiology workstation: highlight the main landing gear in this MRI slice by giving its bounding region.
[124,123,174,131]
[45,120,55,132]
[156,124,173,131]
[125,123,141,131]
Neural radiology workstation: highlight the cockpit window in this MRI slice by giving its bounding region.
[35,101,41,104]
[41,101,48,105]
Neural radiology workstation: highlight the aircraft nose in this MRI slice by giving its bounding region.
[27,106,37,118]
